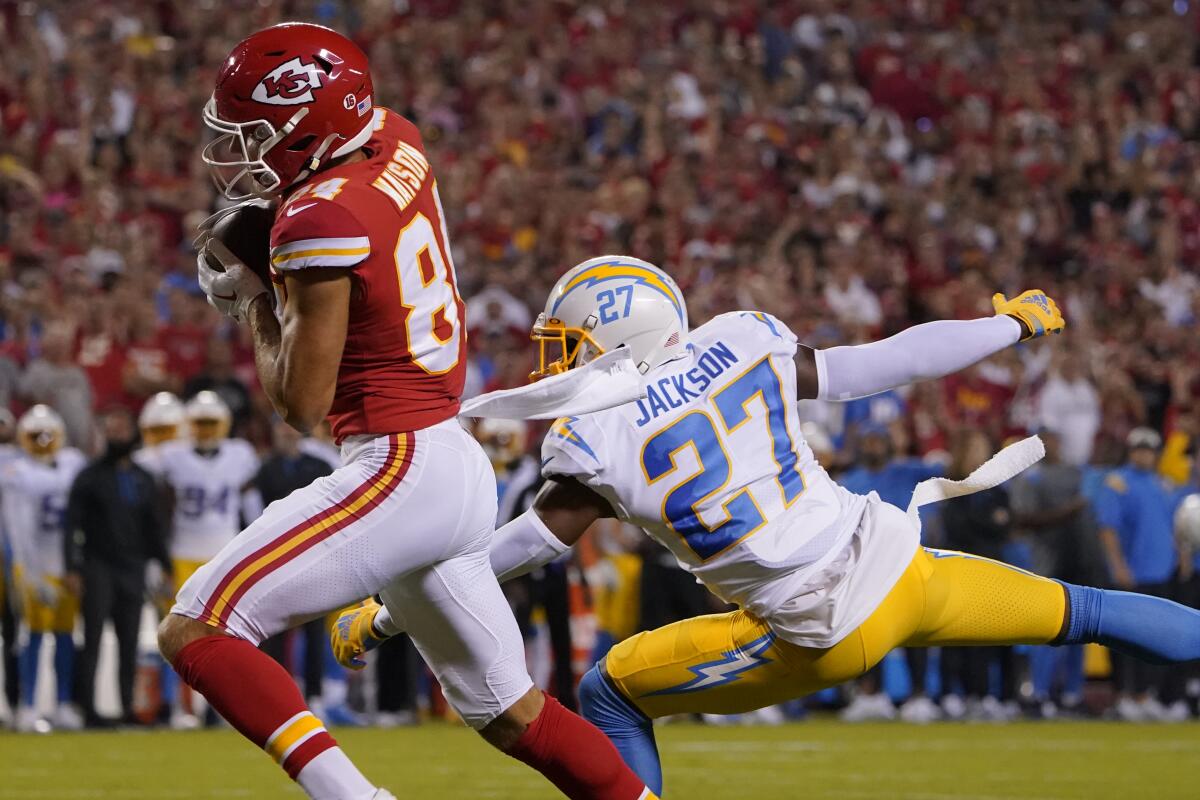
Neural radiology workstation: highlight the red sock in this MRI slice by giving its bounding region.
[508,694,649,800]
[173,635,337,779]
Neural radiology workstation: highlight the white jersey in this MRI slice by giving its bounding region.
[0,448,86,579]
[541,311,919,647]
[138,439,259,562]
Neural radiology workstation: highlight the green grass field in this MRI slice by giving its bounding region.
[2,720,1199,799]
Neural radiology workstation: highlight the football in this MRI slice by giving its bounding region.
[206,199,276,285]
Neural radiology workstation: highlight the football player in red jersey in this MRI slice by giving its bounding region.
[157,23,654,800]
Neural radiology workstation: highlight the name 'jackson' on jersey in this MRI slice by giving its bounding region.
[540,311,920,648]
[268,108,467,441]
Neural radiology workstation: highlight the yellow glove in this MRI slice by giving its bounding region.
[992,290,1065,341]
[330,598,388,670]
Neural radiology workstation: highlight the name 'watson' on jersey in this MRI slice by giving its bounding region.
[268,108,468,441]
[541,311,867,620]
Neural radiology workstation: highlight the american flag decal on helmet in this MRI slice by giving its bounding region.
[665,332,679,347]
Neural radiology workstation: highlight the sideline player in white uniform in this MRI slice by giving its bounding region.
[140,391,258,729]
[2,406,86,732]
[339,255,1200,796]
[160,23,652,800]
[142,391,259,589]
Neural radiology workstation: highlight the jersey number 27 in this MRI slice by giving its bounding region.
[641,358,805,561]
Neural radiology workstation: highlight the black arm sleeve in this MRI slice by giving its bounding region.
[64,467,90,573]
[140,469,173,574]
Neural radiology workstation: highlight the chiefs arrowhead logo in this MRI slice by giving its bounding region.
[252,58,324,106]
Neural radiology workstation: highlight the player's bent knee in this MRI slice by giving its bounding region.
[480,686,545,752]
[157,613,225,665]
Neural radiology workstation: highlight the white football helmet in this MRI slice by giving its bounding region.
[186,391,232,447]
[531,255,689,379]
[17,404,66,461]
[1177,494,1200,550]
[139,392,187,446]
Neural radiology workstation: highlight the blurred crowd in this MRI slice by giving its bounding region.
[1,0,1200,729]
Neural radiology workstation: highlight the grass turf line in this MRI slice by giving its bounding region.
[2,721,1199,799]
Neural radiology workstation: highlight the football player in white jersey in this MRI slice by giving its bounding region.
[139,391,258,728]
[2,406,87,732]
[337,256,1200,794]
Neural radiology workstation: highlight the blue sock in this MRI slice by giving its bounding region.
[1060,583,1200,664]
[578,664,663,796]
[19,632,43,708]
[1028,645,1058,701]
[54,633,74,704]
[160,658,178,705]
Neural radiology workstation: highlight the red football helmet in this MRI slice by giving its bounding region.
[203,23,375,200]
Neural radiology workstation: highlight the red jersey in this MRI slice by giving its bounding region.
[269,109,467,440]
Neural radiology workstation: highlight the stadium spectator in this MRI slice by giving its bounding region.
[182,339,253,435]
[65,407,170,727]
[19,323,93,449]
[1035,351,1101,466]
[1094,427,1190,721]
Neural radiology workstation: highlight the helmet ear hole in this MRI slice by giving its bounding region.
[287,134,317,152]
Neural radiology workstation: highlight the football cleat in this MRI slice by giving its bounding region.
[992,290,1065,341]
[330,598,389,670]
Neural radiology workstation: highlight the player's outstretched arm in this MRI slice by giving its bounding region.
[247,272,350,433]
[795,289,1063,402]
[491,476,616,582]
[333,476,616,669]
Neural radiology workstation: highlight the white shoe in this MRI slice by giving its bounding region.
[1139,697,1166,722]
[1114,697,1146,722]
[1161,700,1190,723]
[170,710,202,730]
[700,713,739,726]
[52,704,84,731]
[373,711,417,728]
[966,696,1007,722]
[15,706,51,734]
[940,694,966,720]
[746,705,786,726]
[840,693,895,722]
[899,695,941,724]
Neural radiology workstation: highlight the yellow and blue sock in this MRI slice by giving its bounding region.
[1060,583,1200,664]
[578,664,663,796]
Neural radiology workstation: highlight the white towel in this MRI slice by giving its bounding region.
[906,435,1045,527]
[458,347,646,420]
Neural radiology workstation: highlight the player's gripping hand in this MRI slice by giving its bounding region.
[992,290,1065,341]
[331,598,390,670]
[196,236,269,324]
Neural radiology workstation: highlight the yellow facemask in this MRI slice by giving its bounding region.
[529,316,606,382]
[141,424,182,447]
